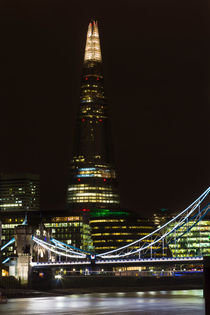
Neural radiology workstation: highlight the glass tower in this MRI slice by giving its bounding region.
[67,21,120,213]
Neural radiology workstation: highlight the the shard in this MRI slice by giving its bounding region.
[67,21,121,215]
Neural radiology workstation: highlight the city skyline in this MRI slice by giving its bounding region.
[0,1,208,216]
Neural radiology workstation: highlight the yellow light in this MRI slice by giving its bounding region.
[2,269,8,277]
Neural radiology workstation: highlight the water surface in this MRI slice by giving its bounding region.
[0,289,204,314]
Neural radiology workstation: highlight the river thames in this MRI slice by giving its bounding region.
[0,289,204,314]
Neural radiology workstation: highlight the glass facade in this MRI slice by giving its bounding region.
[67,21,120,212]
[42,214,93,251]
[168,214,210,257]
[153,208,210,257]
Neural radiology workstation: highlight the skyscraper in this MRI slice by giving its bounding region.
[67,21,120,214]
[66,21,155,253]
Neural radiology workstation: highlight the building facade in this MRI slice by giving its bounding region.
[42,210,93,252]
[168,210,210,257]
[0,174,40,262]
[0,173,40,213]
[153,205,210,258]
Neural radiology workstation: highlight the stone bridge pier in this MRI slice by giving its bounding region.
[14,225,33,285]
[12,224,51,285]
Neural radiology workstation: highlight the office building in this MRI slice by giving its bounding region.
[0,173,40,213]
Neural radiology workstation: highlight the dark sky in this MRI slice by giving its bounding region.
[0,0,208,216]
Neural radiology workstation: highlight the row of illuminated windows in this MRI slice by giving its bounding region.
[82,89,101,93]
[176,236,209,241]
[128,226,154,229]
[171,248,210,253]
[51,229,90,236]
[69,194,118,200]
[68,195,118,200]
[2,223,20,229]
[92,232,149,236]
[172,254,210,258]
[75,174,113,179]
[171,235,210,241]
[98,226,154,230]
[170,243,210,248]
[171,227,210,233]
[81,93,104,99]
[0,197,23,200]
[45,222,81,228]
[68,198,119,204]
[191,226,210,230]
[92,226,130,230]
[90,219,125,223]
[171,251,210,256]
[81,84,101,88]
[169,221,210,228]
[51,216,80,222]
[81,109,105,115]
[80,112,106,119]
[0,203,22,208]
[51,233,80,239]
[92,226,154,231]
[197,222,210,226]
[77,170,114,179]
[69,192,117,197]
[72,156,85,163]
[169,231,210,237]
[81,106,105,114]
[68,185,113,191]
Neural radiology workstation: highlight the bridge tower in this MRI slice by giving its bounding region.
[14,225,33,284]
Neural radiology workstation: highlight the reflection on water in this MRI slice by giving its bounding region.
[0,290,204,315]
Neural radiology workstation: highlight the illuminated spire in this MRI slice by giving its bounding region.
[84,20,102,63]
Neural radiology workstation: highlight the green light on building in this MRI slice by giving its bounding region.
[91,209,130,217]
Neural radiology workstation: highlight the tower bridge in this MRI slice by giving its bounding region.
[1,187,209,283]
[30,187,209,263]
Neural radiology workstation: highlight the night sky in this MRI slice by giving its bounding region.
[0,0,208,216]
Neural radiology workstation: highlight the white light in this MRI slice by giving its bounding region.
[84,21,102,62]
[55,274,62,279]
